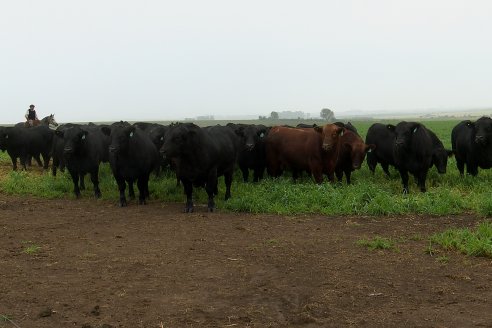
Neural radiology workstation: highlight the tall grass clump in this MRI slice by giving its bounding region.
[430,221,492,258]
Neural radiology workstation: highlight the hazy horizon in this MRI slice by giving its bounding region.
[2,0,492,124]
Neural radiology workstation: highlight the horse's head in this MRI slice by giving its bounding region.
[46,114,58,127]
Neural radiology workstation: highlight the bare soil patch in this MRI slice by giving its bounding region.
[0,194,491,328]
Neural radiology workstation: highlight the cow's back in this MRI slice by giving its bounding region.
[204,125,239,174]
[266,126,322,171]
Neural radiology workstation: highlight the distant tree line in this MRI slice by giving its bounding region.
[258,109,335,121]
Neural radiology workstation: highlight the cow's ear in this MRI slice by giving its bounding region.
[314,126,323,133]
[386,124,395,131]
[366,144,376,153]
[446,149,454,157]
[465,120,474,128]
[101,126,111,136]
[55,130,64,138]
[412,123,420,134]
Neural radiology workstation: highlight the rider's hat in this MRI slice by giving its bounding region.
[29,104,35,108]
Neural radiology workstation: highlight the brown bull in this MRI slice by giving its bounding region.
[335,129,375,184]
[265,124,344,183]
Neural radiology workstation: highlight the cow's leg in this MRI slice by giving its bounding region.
[399,169,409,194]
[456,158,465,176]
[467,162,479,177]
[116,177,127,207]
[41,152,50,170]
[418,170,427,193]
[69,170,81,198]
[312,166,324,184]
[381,163,391,177]
[90,168,101,199]
[10,156,18,171]
[240,165,249,182]
[206,171,218,211]
[52,157,58,176]
[345,169,352,184]
[366,154,376,173]
[79,173,86,191]
[224,171,233,201]
[137,175,149,205]
[335,169,343,183]
[128,180,135,200]
[254,166,264,182]
[20,154,28,170]
[182,179,194,213]
[326,170,335,183]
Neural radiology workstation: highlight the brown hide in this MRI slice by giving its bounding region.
[266,124,343,183]
[335,130,375,184]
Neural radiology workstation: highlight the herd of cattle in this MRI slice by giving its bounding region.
[1,117,492,212]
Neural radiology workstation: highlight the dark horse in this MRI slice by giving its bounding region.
[16,114,59,128]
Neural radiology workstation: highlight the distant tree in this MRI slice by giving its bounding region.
[320,108,335,121]
[258,115,267,120]
[270,111,279,120]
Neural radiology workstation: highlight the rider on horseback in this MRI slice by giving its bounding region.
[25,104,39,127]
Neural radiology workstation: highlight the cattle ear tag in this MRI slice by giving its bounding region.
[5,135,8,139]
[81,134,86,140]
[130,132,134,138]
[367,148,372,153]
[340,130,344,136]
[160,136,164,141]
[413,127,418,133]
[260,132,265,138]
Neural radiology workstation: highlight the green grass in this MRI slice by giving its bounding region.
[429,221,492,258]
[2,119,492,216]
[0,314,13,323]
[22,241,41,255]
[357,236,397,251]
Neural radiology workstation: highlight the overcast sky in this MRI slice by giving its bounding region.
[1,0,492,123]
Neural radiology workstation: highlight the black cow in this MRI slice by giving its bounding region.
[0,126,53,170]
[365,123,397,176]
[334,121,358,135]
[55,125,109,198]
[102,123,159,206]
[52,123,80,176]
[393,121,433,193]
[230,124,269,182]
[160,123,239,212]
[133,122,162,132]
[427,129,453,174]
[452,117,492,176]
[296,123,318,128]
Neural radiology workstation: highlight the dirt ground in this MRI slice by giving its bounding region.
[0,193,491,328]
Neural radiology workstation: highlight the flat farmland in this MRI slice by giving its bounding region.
[0,119,491,327]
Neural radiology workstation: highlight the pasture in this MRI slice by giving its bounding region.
[1,119,491,327]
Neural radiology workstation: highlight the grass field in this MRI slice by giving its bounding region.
[1,118,492,217]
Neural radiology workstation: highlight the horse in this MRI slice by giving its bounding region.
[16,114,59,128]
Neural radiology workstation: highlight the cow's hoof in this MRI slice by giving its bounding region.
[184,207,194,213]
[94,192,102,199]
[119,201,127,207]
[208,207,215,213]
[139,199,146,205]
